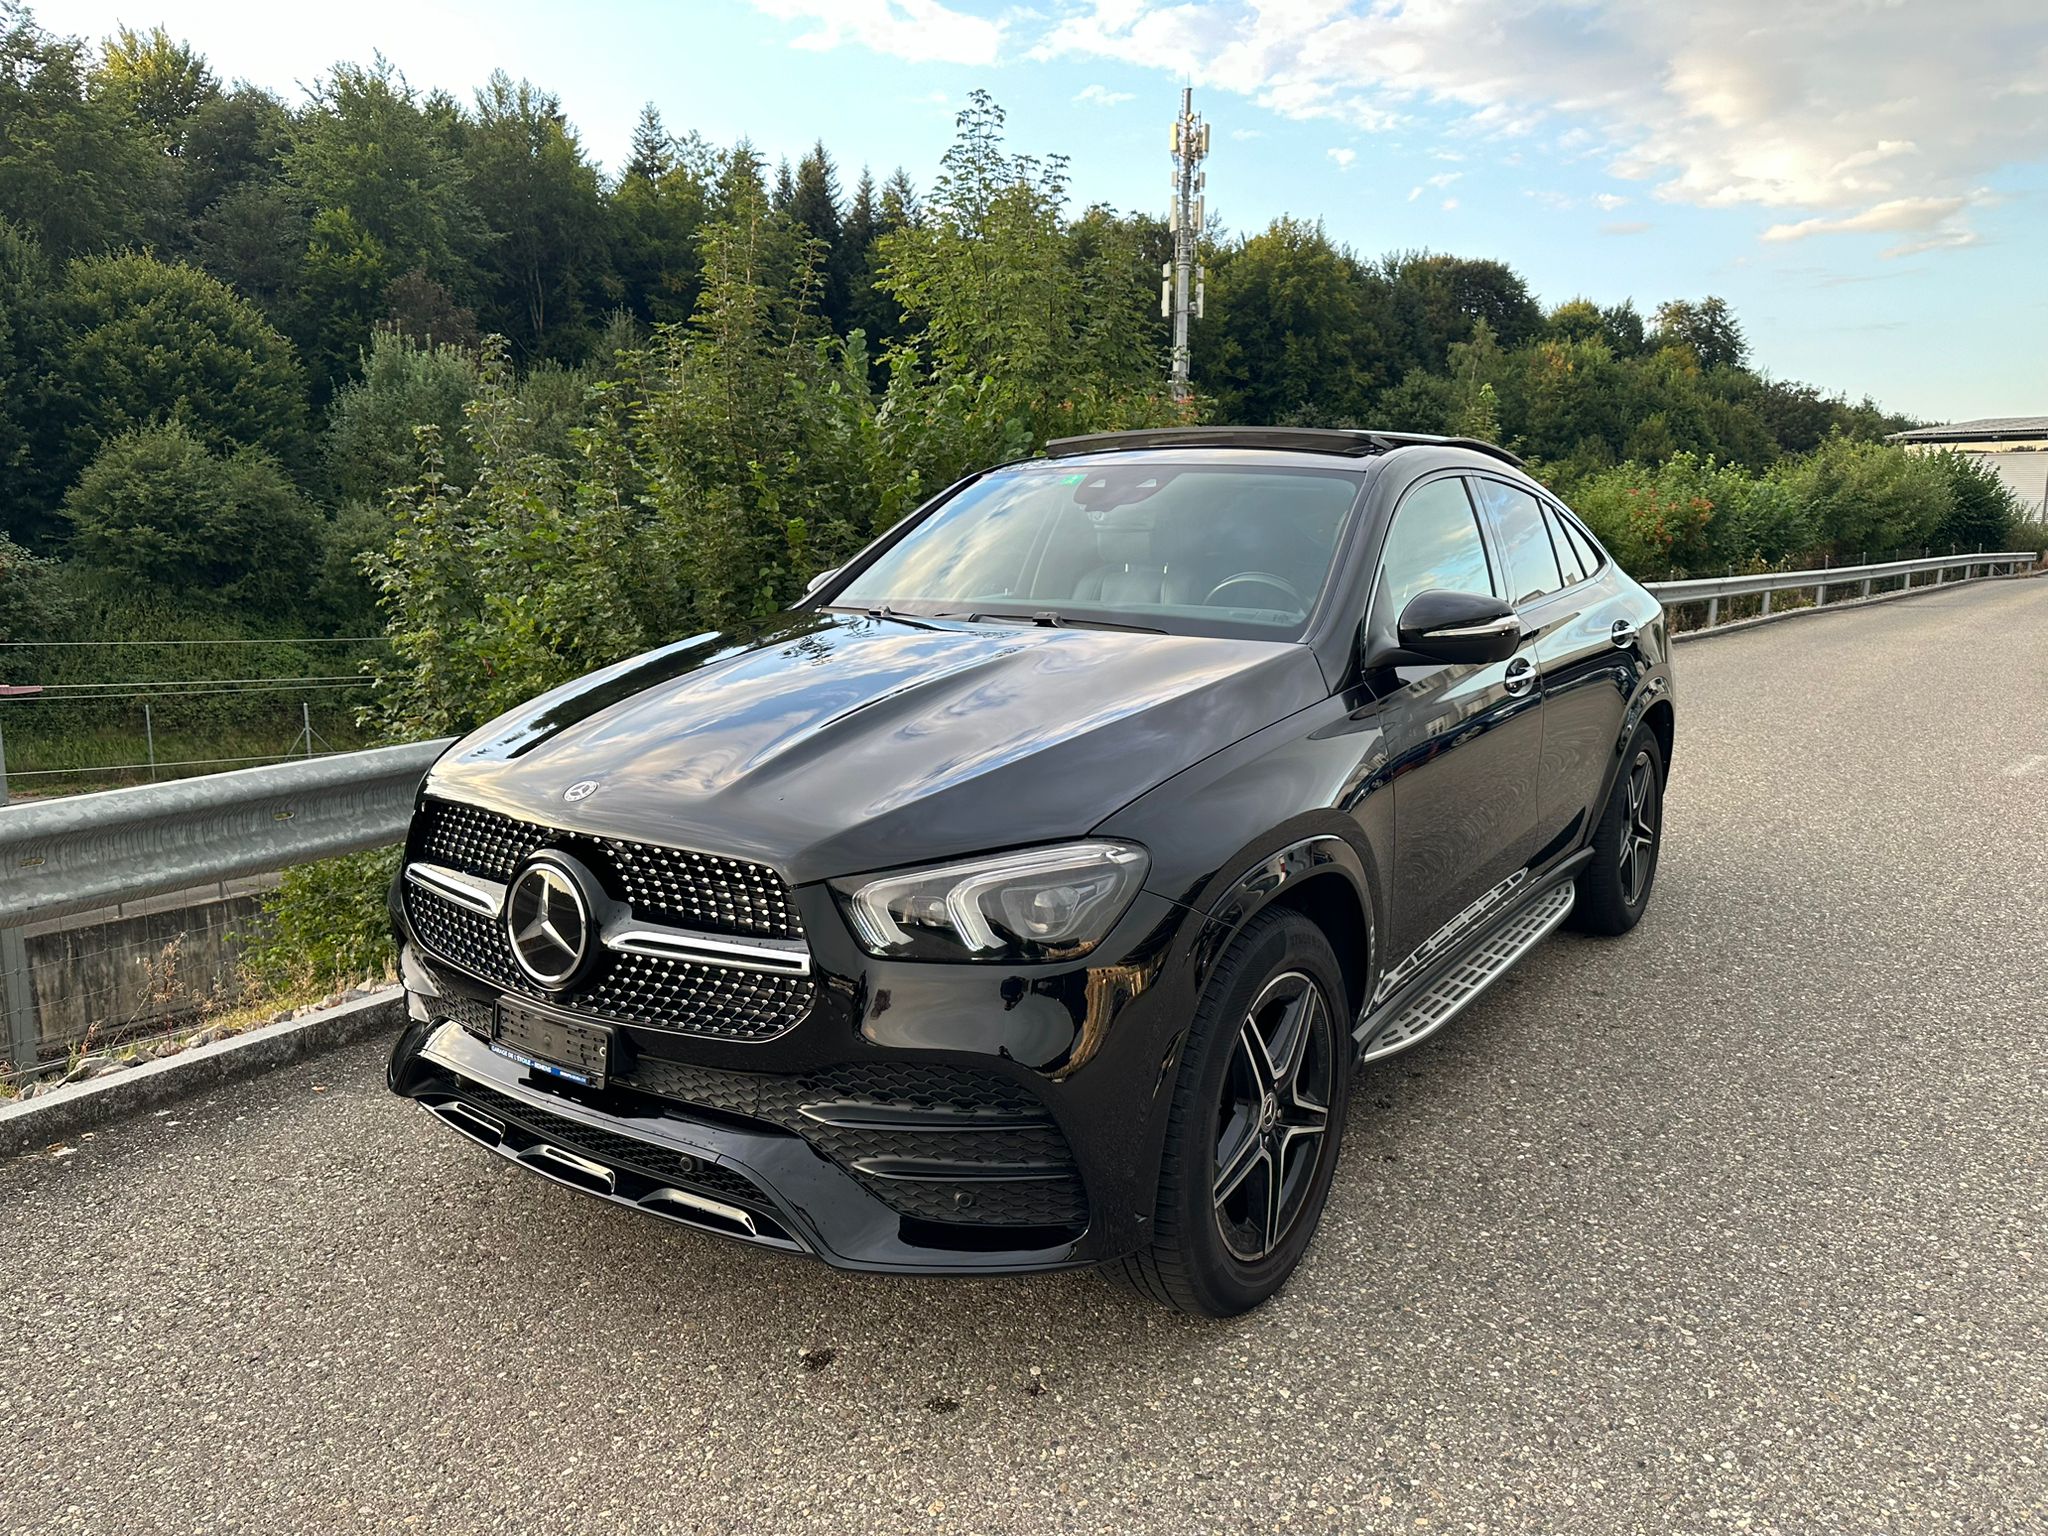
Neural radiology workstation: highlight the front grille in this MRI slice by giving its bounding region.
[414,798,803,940]
[405,797,814,1043]
[408,889,812,1043]
[626,1057,1088,1230]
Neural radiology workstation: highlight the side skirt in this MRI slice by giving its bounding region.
[1354,854,1589,1064]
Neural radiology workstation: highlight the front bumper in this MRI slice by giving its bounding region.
[390,866,1206,1273]
[390,1015,1103,1273]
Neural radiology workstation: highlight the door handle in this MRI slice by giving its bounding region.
[1503,656,1536,696]
[1609,619,1638,648]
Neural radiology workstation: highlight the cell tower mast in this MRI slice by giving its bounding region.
[1164,87,1209,403]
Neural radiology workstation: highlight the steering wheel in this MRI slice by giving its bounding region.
[1203,571,1308,612]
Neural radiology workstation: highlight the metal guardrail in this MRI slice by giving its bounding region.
[1644,551,2037,629]
[0,739,452,937]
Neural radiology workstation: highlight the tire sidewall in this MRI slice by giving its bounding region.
[1169,910,1353,1315]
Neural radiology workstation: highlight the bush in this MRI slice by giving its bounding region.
[62,422,320,618]
[1926,449,2022,553]
[1768,435,1951,560]
[243,849,399,994]
[323,326,479,502]
[0,529,71,641]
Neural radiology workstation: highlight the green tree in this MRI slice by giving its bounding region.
[0,217,60,540]
[95,23,216,156]
[285,57,484,382]
[324,326,479,503]
[463,71,608,360]
[54,251,312,481]
[62,422,320,617]
[1652,296,1747,371]
[606,106,711,326]
[841,165,904,351]
[0,2,164,255]
[787,141,849,331]
[1196,218,1379,424]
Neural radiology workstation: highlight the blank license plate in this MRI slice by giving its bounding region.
[492,1001,610,1089]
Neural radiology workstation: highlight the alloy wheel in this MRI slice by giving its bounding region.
[1212,970,1336,1263]
[1616,748,1660,908]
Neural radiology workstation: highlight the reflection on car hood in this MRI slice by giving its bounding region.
[424,611,1326,882]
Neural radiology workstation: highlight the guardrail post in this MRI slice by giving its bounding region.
[1815,581,1826,607]
[1861,576,1872,598]
[1706,597,1719,627]
[1760,590,1773,617]
[0,720,39,1071]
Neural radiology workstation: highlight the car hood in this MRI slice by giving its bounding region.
[424,611,1326,884]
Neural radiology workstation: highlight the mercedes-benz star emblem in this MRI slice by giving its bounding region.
[563,779,599,803]
[506,857,592,989]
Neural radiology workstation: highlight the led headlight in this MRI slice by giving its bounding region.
[831,841,1150,963]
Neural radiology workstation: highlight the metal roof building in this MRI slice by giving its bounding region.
[1887,416,2048,511]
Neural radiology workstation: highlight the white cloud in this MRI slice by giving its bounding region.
[748,0,1002,66]
[1761,194,1987,258]
[1602,221,1652,237]
[1074,83,1134,107]
[1328,147,1357,170]
[1028,0,2048,253]
[1592,192,1629,212]
[1441,197,1459,212]
[1231,127,1264,140]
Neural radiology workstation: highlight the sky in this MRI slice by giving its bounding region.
[32,0,2048,422]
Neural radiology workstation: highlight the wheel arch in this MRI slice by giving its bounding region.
[1191,831,1378,1024]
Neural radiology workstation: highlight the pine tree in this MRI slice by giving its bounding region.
[787,142,846,331]
[624,103,672,183]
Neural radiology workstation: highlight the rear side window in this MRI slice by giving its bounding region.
[1544,505,1587,583]
[1374,476,1496,621]
[1472,478,1564,606]
[1552,506,1606,576]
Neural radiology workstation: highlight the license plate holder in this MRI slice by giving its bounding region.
[491,1001,611,1090]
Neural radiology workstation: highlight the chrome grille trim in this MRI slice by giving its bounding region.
[603,924,811,977]
[404,861,508,918]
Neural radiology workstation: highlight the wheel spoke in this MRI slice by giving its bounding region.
[1265,988,1316,1095]
[1213,1113,1266,1207]
[1261,1145,1286,1254]
[1238,1020,1278,1098]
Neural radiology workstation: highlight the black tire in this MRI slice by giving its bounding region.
[1571,727,1665,936]
[1107,908,1352,1317]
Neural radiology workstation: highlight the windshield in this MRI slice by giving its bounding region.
[832,462,1364,641]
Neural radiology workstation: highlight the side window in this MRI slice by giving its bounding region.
[1472,478,1564,606]
[1374,476,1496,623]
[1553,506,1606,575]
[1543,505,1587,583]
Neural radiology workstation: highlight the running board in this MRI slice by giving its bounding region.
[1358,881,1576,1063]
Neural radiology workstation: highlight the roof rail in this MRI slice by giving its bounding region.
[1040,426,1525,468]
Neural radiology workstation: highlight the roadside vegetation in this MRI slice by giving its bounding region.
[0,2,2037,995]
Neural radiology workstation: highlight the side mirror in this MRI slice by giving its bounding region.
[1385,590,1522,666]
[804,567,840,597]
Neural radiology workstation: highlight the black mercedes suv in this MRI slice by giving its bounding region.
[388,427,1675,1316]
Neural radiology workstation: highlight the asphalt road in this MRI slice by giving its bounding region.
[3,577,2044,1536]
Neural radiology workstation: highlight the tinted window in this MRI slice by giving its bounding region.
[1544,506,1587,582]
[1473,479,1564,606]
[1554,507,1605,575]
[836,463,1363,642]
[1374,476,1495,622]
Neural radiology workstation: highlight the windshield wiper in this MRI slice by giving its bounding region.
[948,609,1167,635]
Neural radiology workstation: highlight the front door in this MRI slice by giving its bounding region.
[1362,474,1545,967]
